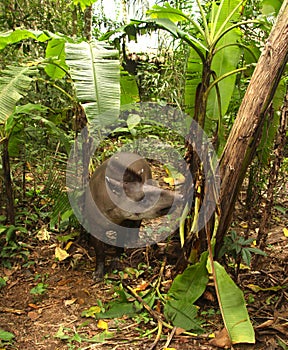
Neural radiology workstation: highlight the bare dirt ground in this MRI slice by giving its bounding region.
[1,193,287,349]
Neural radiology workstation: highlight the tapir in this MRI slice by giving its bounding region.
[83,152,183,279]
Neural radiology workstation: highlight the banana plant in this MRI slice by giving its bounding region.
[0,29,121,226]
[146,0,260,142]
[0,65,39,224]
[102,0,259,147]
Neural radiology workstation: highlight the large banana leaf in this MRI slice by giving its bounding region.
[164,252,209,332]
[184,48,202,118]
[0,65,37,124]
[214,262,255,344]
[65,41,120,129]
[206,0,242,128]
[0,29,50,51]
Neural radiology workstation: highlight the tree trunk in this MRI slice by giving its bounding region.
[255,89,288,254]
[84,5,92,41]
[215,0,288,256]
[2,138,15,225]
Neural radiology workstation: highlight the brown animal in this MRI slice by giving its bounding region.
[84,152,183,279]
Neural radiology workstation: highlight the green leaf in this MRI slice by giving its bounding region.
[93,300,141,319]
[5,103,48,134]
[168,252,209,302]
[28,114,71,153]
[30,283,48,295]
[50,191,71,229]
[127,114,141,131]
[214,262,255,344]
[86,330,114,343]
[81,306,102,317]
[0,29,50,51]
[149,18,207,55]
[0,277,6,288]
[0,329,14,341]
[56,232,79,243]
[261,0,282,15]
[72,332,82,343]
[205,0,241,130]
[164,299,203,331]
[274,205,287,215]
[246,247,267,256]
[65,40,120,129]
[120,70,140,105]
[54,326,71,340]
[45,38,68,79]
[206,0,243,138]
[206,30,241,129]
[184,48,202,118]
[241,248,252,266]
[164,252,208,330]
[148,3,188,23]
[61,209,74,222]
[73,0,96,11]
[5,225,16,242]
[0,66,38,124]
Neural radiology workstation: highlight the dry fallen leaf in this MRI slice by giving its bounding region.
[64,298,77,306]
[97,320,108,330]
[209,328,232,348]
[175,327,185,336]
[134,281,149,292]
[28,311,40,320]
[55,246,70,261]
[36,226,50,241]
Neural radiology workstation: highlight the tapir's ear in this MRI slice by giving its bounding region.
[105,176,122,195]
[123,167,144,183]
[106,176,144,201]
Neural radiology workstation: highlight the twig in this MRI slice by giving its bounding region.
[163,326,177,349]
[124,284,165,325]
[0,306,25,315]
[148,321,163,350]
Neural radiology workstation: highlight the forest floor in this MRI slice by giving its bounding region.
[0,185,287,349]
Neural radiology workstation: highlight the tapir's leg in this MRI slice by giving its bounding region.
[90,221,142,280]
[90,235,107,280]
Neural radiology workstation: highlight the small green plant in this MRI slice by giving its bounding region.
[30,282,48,296]
[201,308,218,317]
[0,328,15,347]
[0,277,7,289]
[0,223,28,242]
[219,230,266,272]
[54,325,113,349]
[0,239,30,268]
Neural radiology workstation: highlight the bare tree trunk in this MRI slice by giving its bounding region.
[72,5,78,37]
[2,138,15,225]
[84,5,93,41]
[215,1,288,256]
[254,88,288,260]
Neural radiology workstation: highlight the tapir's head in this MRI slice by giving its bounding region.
[89,152,184,223]
[105,175,183,220]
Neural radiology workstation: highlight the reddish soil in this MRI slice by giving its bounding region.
[1,172,287,349]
